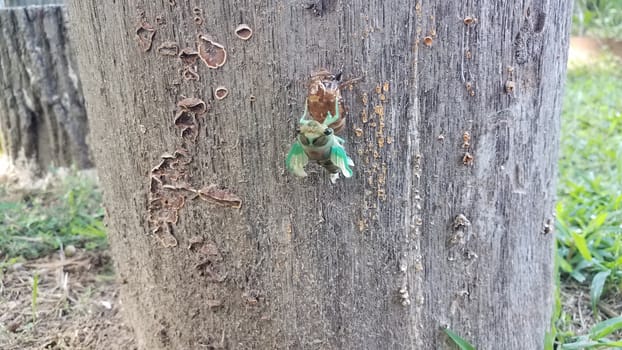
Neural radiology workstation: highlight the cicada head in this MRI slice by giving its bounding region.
[306,69,345,133]
[296,119,336,160]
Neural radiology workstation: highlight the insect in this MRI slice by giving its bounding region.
[286,98,354,183]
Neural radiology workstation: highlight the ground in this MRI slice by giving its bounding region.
[0,163,136,349]
[0,250,136,350]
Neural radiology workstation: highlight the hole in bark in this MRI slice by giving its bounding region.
[181,65,200,81]
[463,16,477,25]
[197,34,227,69]
[234,24,253,40]
[181,126,199,142]
[179,48,199,65]
[157,41,178,56]
[174,110,196,128]
[533,12,546,33]
[214,86,229,100]
[177,97,208,115]
[136,22,156,52]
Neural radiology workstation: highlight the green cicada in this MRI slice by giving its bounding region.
[286,98,354,183]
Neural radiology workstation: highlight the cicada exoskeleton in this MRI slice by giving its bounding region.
[306,69,347,133]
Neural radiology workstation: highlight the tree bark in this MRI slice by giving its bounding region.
[67,1,571,349]
[2,0,63,7]
[0,5,91,172]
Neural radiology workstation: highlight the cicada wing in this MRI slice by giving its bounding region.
[286,141,309,177]
[347,156,354,167]
[330,144,353,178]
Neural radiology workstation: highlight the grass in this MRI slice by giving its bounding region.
[0,168,107,262]
[573,0,622,39]
[553,54,622,347]
[30,273,38,323]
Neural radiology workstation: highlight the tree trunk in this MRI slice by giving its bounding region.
[2,0,63,7]
[67,1,571,349]
[0,5,91,172]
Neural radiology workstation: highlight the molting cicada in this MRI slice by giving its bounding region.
[286,97,354,183]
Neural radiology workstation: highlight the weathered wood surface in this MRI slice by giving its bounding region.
[1,0,63,7]
[67,1,571,349]
[0,5,91,172]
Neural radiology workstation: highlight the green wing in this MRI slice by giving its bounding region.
[330,144,353,178]
[286,141,309,177]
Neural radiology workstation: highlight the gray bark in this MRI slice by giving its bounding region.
[2,0,63,8]
[0,5,91,172]
[67,1,571,349]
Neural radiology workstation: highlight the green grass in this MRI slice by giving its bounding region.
[31,272,39,322]
[0,169,107,261]
[553,55,622,347]
[444,328,476,350]
[573,0,622,39]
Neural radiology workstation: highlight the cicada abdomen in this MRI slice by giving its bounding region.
[306,69,346,134]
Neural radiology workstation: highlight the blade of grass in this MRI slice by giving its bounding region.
[589,315,622,339]
[444,328,476,350]
[589,270,610,312]
[571,231,593,261]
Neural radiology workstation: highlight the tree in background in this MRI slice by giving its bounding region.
[0,5,91,173]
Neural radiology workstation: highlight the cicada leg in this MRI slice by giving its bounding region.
[323,97,340,126]
[299,98,310,123]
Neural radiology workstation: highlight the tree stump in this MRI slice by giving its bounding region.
[0,5,92,173]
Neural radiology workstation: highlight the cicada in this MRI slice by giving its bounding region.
[286,98,354,183]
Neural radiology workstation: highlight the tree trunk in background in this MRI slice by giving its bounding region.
[0,5,91,172]
[2,0,63,7]
[67,1,571,349]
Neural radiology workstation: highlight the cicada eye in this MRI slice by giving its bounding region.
[324,128,333,136]
[299,134,310,145]
[295,127,301,134]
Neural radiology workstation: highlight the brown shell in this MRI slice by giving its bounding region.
[306,70,345,133]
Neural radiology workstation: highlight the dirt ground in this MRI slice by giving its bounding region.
[0,250,137,350]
